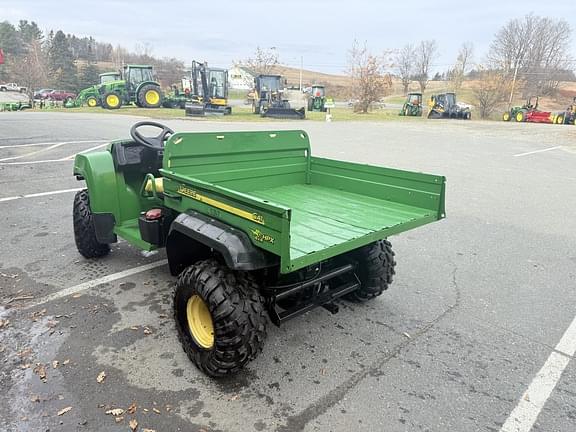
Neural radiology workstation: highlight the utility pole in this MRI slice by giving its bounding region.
[508,62,519,108]
[299,56,303,91]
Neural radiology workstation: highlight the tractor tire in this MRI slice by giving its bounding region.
[137,85,163,108]
[252,101,260,114]
[86,96,98,108]
[102,91,122,110]
[174,259,268,377]
[555,115,564,125]
[428,110,442,119]
[73,190,110,259]
[502,112,511,121]
[515,111,525,122]
[345,240,396,302]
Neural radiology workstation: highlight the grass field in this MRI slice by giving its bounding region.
[34,105,425,122]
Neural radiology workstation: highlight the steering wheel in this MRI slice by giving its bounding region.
[130,121,174,150]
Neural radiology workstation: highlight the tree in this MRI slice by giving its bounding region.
[488,14,572,95]
[241,46,279,75]
[395,44,415,95]
[77,45,100,90]
[47,30,77,90]
[346,41,391,113]
[414,40,438,92]
[18,20,42,44]
[472,67,510,119]
[11,39,48,96]
[449,42,473,91]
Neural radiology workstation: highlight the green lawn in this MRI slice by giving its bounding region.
[37,105,426,122]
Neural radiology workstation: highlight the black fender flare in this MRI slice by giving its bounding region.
[166,212,278,275]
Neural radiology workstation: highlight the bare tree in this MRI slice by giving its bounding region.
[449,42,473,91]
[472,66,510,119]
[241,46,279,75]
[488,14,572,96]
[414,40,438,93]
[395,44,415,95]
[10,39,47,96]
[347,40,390,113]
[111,44,128,69]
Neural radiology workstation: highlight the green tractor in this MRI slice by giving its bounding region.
[307,85,327,112]
[99,65,163,110]
[399,92,423,116]
[502,96,538,122]
[72,121,446,377]
[67,72,122,108]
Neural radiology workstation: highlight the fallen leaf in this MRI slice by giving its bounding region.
[96,371,106,383]
[30,395,40,403]
[46,320,59,328]
[129,418,138,431]
[143,327,152,335]
[130,326,140,331]
[57,406,72,416]
[63,359,70,365]
[52,360,59,369]
[165,404,172,412]
[72,293,82,298]
[524,394,531,402]
[17,348,33,358]
[320,368,326,375]
[20,363,31,369]
[115,416,124,423]
[0,319,9,329]
[143,408,148,412]
[152,408,160,415]
[229,394,239,401]
[33,363,47,383]
[105,408,124,416]
[402,332,411,339]
[158,314,168,319]
[58,395,64,400]
[142,429,157,432]
[127,402,137,414]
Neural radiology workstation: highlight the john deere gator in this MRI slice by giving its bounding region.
[73,122,446,377]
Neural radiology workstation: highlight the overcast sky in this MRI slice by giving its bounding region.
[1,0,575,74]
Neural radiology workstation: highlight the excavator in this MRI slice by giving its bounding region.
[185,61,232,116]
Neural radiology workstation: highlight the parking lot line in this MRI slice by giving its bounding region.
[513,146,562,157]
[0,188,83,203]
[23,259,168,310]
[0,140,107,149]
[500,315,576,432]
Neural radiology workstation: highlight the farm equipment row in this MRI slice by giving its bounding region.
[502,96,575,125]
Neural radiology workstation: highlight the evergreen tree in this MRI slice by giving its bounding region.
[48,30,77,90]
[78,45,101,89]
[18,20,43,44]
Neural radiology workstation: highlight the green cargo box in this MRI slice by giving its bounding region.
[159,130,446,274]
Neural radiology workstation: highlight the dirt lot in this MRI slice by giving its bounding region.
[0,112,575,432]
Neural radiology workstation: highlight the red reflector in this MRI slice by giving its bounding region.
[145,209,162,220]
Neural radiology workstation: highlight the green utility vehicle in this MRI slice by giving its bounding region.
[98,65,163,110]
[399,92,423,116]
[73,122,446,377]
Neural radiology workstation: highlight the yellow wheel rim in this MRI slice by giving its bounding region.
[503,112,509,121]
[106,94,119,107]
[187,295,214,349]
[516,112,523,122]
[87,98,97,107]
[145,89,160,105]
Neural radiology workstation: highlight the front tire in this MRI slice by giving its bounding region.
[102,91,122,109]
[174,260,267,377]
[86,96,98,107]
[345,240,396,302]
[73,190,110,258]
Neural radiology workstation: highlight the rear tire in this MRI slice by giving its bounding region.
[555,115,564,125]
[515,111,525,122]
[345,240,396,302]
[502,112,510,121]
[138,84,163,108]
[174,259,267,377]
[73,190,110,258]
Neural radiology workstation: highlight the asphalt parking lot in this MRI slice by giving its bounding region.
[1,112,575,432]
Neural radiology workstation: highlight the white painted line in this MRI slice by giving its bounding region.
[0,158,71,165]
[0,188,82,203]
[514,146,562,157]
[0,142,109,165]
[24,260,168,310]
[500,315,576,432]
[0,140,106,149]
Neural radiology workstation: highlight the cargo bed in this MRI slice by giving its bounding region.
[160,130,445,273]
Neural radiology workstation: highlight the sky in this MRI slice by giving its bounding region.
[1,0,575,75]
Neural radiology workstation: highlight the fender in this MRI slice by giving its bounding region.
[166,211,278,275]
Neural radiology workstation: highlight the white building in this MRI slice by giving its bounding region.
[228,66,256,90]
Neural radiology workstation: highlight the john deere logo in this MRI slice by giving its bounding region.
[251,229,275,244]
